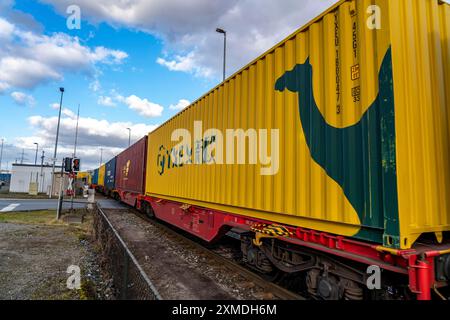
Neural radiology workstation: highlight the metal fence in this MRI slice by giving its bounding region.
[93,205,162,300]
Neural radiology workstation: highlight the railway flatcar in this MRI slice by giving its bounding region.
[133,0,450,300]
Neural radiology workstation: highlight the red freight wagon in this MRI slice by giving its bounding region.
[114,136,148,207]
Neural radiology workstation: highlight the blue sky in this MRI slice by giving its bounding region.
[5,0,445,170]
[0,0,222,170]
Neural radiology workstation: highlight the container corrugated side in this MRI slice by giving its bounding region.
[116,136,147,194]
[105,157,116,191]
[76,172,90,183]
[145,0,450,249]
[92,169,99,185]
[390,0,450,247]
[98,164,106,187]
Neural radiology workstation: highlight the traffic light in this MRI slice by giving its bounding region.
[64,157,73,172]
[72,158,80,172]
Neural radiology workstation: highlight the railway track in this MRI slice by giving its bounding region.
[100,205,304,300]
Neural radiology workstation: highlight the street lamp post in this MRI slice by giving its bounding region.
[40,150,44,193]
[216,28,227,82]
[50,87,65,199]
[126,128,131,147]
[33,142,38,165]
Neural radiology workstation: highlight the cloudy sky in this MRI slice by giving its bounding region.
[1,0,447,170]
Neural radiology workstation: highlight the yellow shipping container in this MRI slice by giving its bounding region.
[146,0,450,249]
[78,171,92,184]
[98,164,106,187]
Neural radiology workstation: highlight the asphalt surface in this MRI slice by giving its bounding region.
[0,198,127,212]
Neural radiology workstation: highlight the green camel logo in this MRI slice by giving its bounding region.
[275,48,400,245]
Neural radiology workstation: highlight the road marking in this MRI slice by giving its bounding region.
[0,203,20,212]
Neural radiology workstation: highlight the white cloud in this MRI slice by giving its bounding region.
[0,57,61,89]
[96,90,164,117]
[157,53,213,78]
[91,47,129,64]
[50,103,60,109]
[169,99,190,111]
[11,91,35,106]
[0,82,10,93]
[89,79,101,92]
[61,108,76,119]
[40,0,338,79]
[97,95,116,107]
[14,110,159,169]
[0,17,128,91]
[123,95,164,118]
[0,17,14,39]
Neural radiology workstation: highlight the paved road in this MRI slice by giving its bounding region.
[0,198,129,212]
[0,199,87,212]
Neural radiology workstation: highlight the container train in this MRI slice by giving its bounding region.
[88,0,450,300]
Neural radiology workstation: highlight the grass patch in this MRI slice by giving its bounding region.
[0,210,58,224]
[0,209,93,228]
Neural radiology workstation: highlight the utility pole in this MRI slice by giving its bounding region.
[73,104,80,158]
[99,148,103,166]
[56,158,64,220]
[40,150,44,193]
[20,149,25,164]
[50,87,65,199]
[0,138,4,172]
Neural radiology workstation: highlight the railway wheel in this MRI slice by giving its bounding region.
[142,201,155,219]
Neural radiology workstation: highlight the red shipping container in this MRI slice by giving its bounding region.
[115,136,147,206]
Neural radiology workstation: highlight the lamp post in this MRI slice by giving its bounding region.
[216,28,227,82]
[50,87,65,199]
[126,127,131,147]
[33,142,38,165]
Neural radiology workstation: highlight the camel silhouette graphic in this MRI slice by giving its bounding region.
[275,48,399,244]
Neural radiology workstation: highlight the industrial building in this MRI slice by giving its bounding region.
[9,164,59,194]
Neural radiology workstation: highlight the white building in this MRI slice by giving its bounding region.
[10,164,60,194]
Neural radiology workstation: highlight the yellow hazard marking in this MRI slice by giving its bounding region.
[251,223,294,246]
